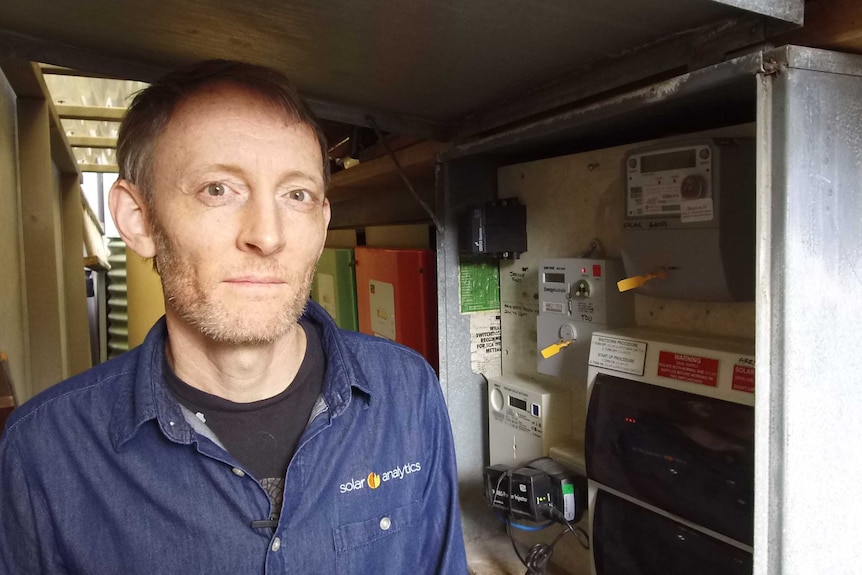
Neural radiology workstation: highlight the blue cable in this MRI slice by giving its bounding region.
[495,513,553,531]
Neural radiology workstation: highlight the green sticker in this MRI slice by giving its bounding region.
[459,256,500,313]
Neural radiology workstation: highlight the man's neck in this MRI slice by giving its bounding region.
[164,315,308,403]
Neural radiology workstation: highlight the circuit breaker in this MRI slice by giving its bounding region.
[537,258,633,381]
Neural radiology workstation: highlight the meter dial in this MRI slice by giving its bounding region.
[573,279,591,298]
[490,387,505,412]
[680,174,708,199]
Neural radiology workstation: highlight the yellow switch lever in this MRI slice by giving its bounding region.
[617,270,668,292]
[541,339,572,359]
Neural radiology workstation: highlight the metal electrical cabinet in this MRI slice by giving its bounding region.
[310,248,359,331]
[585,328,755,575]
[437,45,862,575]
[354,246,438,370]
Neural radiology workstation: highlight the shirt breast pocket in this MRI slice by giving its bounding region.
[333,498,423,572]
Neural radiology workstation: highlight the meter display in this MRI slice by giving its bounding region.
[625,142,712,219]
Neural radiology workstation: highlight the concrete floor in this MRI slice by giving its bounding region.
[466,530,588,575]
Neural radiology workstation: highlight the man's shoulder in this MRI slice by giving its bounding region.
[305,300,429,370]
[3,348,141,433]
[319,326,441,407]
[333,329,431,372]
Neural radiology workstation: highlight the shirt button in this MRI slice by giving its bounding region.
[231,467,245,477]
[379,516,391,531]
[271,537,281,552]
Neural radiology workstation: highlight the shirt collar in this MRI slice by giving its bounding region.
[300,299,372,415]
[111,317,191,451]
[110,300,372,450]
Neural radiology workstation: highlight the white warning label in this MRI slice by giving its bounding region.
[588,335,648,376]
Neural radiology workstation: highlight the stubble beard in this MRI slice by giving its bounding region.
[151,220,314,346]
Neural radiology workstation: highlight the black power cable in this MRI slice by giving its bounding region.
[504,494,590,575]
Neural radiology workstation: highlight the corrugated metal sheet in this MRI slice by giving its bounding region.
[106,238,128,359]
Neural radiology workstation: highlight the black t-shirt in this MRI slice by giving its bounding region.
[164,319,325,518]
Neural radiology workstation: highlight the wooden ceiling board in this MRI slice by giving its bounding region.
[778,0,862,53]
[0,0,744,129]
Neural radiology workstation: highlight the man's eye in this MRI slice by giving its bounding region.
[205,183,226,197]
[288,189,309,202]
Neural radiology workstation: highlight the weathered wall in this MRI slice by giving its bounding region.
[0,68,29,403]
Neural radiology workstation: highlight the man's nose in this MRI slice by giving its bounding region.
[236,194,286,256]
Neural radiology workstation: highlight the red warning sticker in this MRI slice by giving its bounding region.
[657,351,719,387]
[731,364,755,393]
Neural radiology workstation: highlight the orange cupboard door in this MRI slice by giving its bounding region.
[354,247,438,372]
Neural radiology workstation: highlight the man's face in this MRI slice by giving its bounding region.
[148,83,330,345]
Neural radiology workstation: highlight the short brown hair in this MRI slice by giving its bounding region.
[116,59,330,208]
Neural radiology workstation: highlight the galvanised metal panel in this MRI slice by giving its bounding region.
[756,46,862,575]
[711,0,802,24]
[436,158,503,541]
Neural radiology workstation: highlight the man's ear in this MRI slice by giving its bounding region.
[322,197,332,231]
[109,179,156,258]
[317,197,331,258]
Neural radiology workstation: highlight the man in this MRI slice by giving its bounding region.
[0,60,467,574]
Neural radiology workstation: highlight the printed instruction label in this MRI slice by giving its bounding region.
[470,312,502,377]
[731,364,755,393]
[657,351,719,387]
[588,335,647,376]
[680,198,714,223]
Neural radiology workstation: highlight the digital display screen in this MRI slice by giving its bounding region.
[544,272,566,283]
[509,396,528,411]
[640,148,697,173]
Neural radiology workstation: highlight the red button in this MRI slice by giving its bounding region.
[593,264,602,277]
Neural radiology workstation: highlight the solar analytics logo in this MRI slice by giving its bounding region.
[367,472,381,489]
[339,461,422,494]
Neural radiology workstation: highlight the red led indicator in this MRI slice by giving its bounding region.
[581,267,587,274]
[593,264,602,277]
[624,417,637,424]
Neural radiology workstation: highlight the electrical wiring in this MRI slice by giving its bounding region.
[488,456,590,574]
[503,507,591,575]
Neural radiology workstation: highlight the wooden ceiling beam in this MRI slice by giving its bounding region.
[56,105,126,122]
[67,136,117,149]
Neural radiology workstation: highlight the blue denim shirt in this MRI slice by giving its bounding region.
[0,300,467,574]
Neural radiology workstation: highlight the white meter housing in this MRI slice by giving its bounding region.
[488,375,571,466]
[537,258,634,381]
